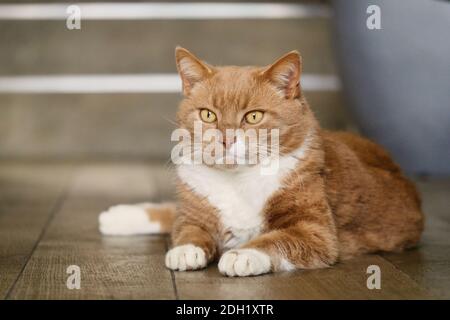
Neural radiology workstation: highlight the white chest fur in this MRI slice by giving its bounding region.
[177,143,310,250]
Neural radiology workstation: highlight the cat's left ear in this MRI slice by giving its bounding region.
[261,51,302,99]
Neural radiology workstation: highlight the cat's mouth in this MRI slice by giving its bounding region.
[206,153,257,170]
[172,138,280,172]
[213,162,243,171]
[205,150,279,173]
[206,145,267,168]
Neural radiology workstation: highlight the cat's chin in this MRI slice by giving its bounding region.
[208,162,257,172]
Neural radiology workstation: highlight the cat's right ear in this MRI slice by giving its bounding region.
[175,47,213,96]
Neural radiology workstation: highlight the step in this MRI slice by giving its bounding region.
[0,91,352,160]
[0,1,346,160]
[0,18,336,75]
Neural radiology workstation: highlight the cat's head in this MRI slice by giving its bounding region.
[174,47,317,170]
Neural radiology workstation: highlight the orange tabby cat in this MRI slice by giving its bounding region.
[99,47,424,277]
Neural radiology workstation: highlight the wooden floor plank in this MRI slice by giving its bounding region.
[0,164,73,299]
[174,254,430,300]
[382,178,450,299]
[7,163,176,299]
[2,164,449,299]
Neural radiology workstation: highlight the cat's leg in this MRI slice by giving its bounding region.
[218,176,339,277]
[165,183,220,271]
[166,222,217,271]
[99,203,175,235]
[219,221,338,277]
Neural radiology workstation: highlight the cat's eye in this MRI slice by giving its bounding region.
[244,111,264,124]
[200,109,217,123]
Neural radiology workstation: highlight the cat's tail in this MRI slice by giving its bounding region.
[98,203,176,235]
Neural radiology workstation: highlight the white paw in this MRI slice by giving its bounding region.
[218,249,271,277]
[98,204,160,235]
[165,244,207,271]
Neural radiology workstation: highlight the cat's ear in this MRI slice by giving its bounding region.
[261,51,302,99]
[175,47,213,95]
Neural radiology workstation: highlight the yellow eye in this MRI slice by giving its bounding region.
[245,111,264,124]
[200,109,217,123]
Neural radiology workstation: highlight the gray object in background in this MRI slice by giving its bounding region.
[332,0,450,175]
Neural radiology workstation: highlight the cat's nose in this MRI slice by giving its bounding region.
[223,136,237,150]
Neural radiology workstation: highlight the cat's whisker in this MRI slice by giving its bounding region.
[161,116,178,128]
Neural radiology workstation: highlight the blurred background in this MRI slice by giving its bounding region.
[1,0,450,300]
[0,0,449,175]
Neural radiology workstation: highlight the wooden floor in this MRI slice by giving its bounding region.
[1,162,449,300]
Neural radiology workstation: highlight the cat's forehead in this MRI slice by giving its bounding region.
[212,66,259,81]
[207,66,263,110]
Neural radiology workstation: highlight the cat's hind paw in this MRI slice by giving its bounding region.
[165,244,207,271]
[218,249,271,277]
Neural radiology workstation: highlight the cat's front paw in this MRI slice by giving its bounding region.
[218,249,271,277]
[165,244,207,271]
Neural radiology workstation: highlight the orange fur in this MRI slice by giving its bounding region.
[163,47,424,273]
[145,203,177,234]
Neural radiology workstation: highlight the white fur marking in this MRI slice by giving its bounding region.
[165,244,207,271]
[218,248,271,277]
[98,203,161,235]
[279,258,296,271]
[177,135,312,249]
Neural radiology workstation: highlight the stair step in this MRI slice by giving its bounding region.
[0,91,352,159]
[0,19,336,75]
[0,1,345,160]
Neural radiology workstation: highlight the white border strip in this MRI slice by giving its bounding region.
[0,2,330,20]
[0,74,340,93]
